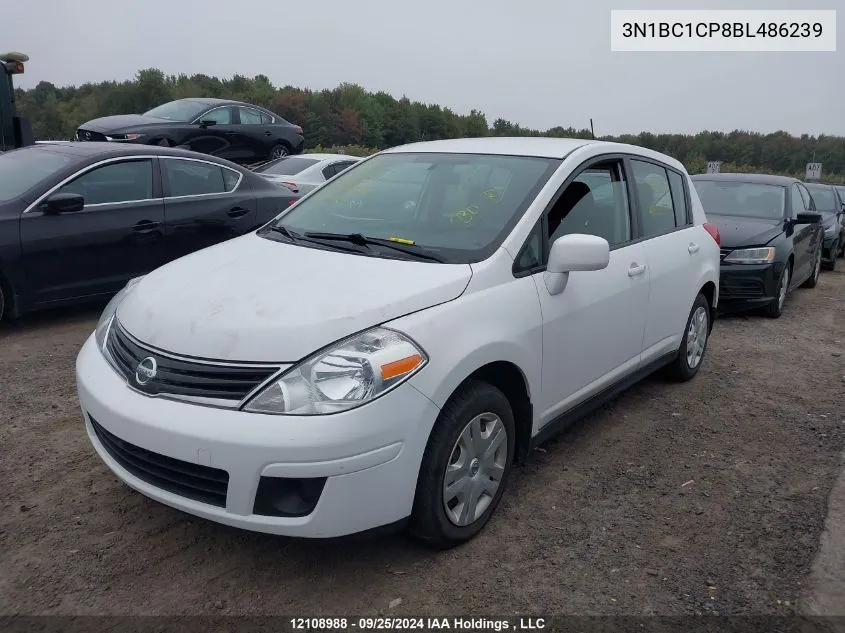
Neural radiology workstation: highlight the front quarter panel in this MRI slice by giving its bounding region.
[388,250,543,424]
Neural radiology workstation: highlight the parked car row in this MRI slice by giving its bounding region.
[1,133,838,549]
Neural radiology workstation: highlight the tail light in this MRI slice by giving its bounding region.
[287,199,297,206]
[293,126,303,136]
[703,222,720,246]
[279,181,299,192]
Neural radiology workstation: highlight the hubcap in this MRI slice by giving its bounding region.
[443,412,508,527]
[271,145,288,159]
[685,305,709,369]
[778,267,789,309]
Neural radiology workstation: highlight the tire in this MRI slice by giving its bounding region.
[827,242,837,271]
[269,143,289,160]
[801,246,822,288]
[763,263,790,318]
[157,138,173,147]
[665,292,711,382]
[410,380,515,549]
[0,282,5,322]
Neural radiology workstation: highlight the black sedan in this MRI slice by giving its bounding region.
[691,173,824,318]
[75,98,305,165]
[0,142,296,320]
[804,182,845,269]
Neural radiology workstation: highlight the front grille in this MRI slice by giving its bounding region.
[76,128,107,141]
[90,416,229,507]
[721,277,766,299]
[105,321,279,403]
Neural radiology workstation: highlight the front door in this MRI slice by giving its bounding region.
[20,157,166,303]
[530,157,650,426]
[185,106,244,162]
[791,184,814,282]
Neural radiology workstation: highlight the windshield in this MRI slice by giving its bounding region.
[143,100,209,122]
[692,180,786,220]
[255,156,320,176]
[805,185,837,211]
[835,186,845,203]
[0,148,74,202]
[264,152,560,263]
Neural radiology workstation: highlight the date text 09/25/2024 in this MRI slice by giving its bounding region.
[290,617,548,631]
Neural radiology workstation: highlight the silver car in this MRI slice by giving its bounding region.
[252,153,362,196]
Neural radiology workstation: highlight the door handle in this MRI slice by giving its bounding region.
[132,220,160,233]
[227,207,249,218]
[628,262,646,277]
[224,131,237,136]
[264,131,272,136]
[688,242,700,254]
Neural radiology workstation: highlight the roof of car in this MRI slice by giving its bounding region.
[382,137,598,159]
[690,172,800,186]
[19,141,243,164]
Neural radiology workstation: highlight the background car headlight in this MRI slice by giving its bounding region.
[105,133,144,141]
[94,276,144,350]
[243,327,427,415]
[723,247,775,264]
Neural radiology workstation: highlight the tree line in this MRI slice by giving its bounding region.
[14,68,845,183]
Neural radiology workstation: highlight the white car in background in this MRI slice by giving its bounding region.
[252,153,362,196]
[76,137,720,548]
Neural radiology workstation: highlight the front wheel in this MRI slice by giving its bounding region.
[827,242,837,271]
[763,264,790,318]
[410,381,515,549]
[801,246,822,288]
[665,292,711,382]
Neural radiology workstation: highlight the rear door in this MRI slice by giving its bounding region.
[236,106,275,163]
[629,157,704,362]
[20,157,166,303]
[160,156,257,262]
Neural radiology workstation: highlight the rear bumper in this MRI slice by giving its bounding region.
[716,262,782,314]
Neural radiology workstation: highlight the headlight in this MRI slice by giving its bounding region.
[243,327,427,415]
[94,276,144,350]
[723,247,775,264]
[105,133,144,141]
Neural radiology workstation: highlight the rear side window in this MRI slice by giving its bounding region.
[630,160,676,238]
[164,159,235,197]
[667,170,689,226]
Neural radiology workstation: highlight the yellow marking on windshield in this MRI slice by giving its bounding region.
[450,205,480,225]
[388,236,415,245]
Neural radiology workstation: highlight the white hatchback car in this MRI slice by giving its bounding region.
[76,137,720,548]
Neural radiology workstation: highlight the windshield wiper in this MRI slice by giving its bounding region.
[263,225,302,241]
[303,232,447,263]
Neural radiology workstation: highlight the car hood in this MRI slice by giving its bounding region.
[78,114,173,133]
[116,233,472,363]
[708,215,784,249]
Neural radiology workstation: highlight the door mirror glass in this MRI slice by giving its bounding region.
[41,192,85,214]
[547,233,610,273]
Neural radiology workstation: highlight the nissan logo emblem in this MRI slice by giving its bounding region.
[135,356,158,385]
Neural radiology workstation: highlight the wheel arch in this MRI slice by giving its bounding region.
[698,280,717,332]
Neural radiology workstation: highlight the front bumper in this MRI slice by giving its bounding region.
[716,261,783,314]
[75,333,440,537]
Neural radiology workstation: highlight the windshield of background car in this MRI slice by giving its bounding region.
[0,148,74,202]
[692,180,786,220]
[266,152,561,264]
[144,100,209,122]
[254,156,320,175]
[804,185,836,211]
[835,186,845,203]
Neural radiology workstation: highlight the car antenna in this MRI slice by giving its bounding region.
[589,119,595,140]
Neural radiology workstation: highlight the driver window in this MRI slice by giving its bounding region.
[790,185,806,218]
[546,160,632,250]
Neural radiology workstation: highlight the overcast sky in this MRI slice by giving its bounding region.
[7,0,843,137]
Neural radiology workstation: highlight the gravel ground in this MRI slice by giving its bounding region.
[1,270,844,617]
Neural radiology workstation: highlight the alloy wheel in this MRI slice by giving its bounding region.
[442,412,508,527]
[271,145,289,159]
[685,305,709,369]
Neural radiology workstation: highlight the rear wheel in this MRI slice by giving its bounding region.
[410,381,515,549]
[665,292,710,382]
[269,143,289,160]
[763,264,790,318]
[157,138,173,147]
[802,247,822,288]
[0,282,5,321]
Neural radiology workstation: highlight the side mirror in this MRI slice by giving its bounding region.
[544,233,610,295]
[41,192,85,214]
[794,212,822,224]
[198,119,217,128]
